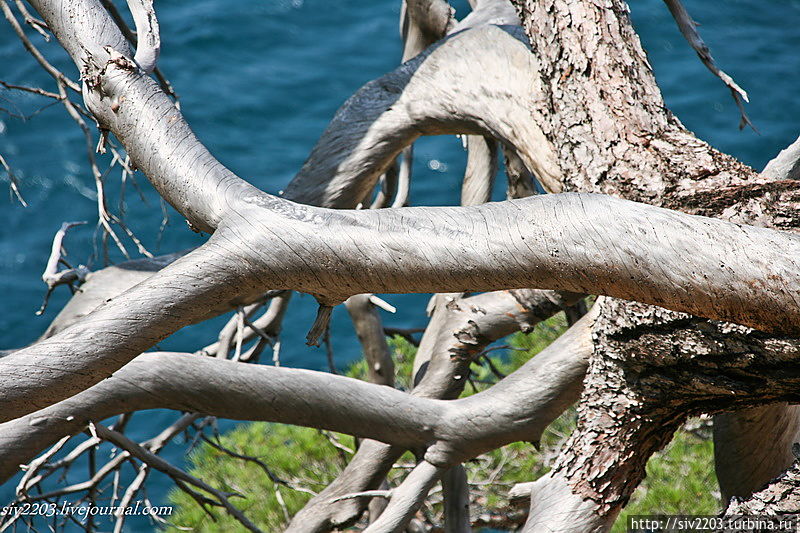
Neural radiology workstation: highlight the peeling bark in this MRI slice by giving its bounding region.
[723,462,800,517]
[7,1,800,530]
[8,0,797,429]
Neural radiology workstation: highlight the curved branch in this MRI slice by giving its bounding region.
[228,193,800,334]
[714,405,800,502]
[283,24,563,207]
[17,0,800,450]
[413,289,583,398]
[288,307,595,531]
[29,0,260,233]
[0,310,594,487]
[126,0,159,73]
[401,0,454,61]
[5,186,798,430]
[0,242,265,423]
[362,461,444,533]
[461,136,498,206]
[41,250,191,338]
[0,352,441,484]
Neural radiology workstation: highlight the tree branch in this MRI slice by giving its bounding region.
[662,0,753,129]
[125,0,159,74]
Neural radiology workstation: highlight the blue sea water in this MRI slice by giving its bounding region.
[0,0,798,530]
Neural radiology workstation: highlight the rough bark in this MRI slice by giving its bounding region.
[6,185,798,425]
[524,300,800,531]
[8,2,800,531]
[723,462,800,517]
[712,138,800,505]
[508,0,800,528]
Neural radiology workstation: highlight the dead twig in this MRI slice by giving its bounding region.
[663,0,754,130]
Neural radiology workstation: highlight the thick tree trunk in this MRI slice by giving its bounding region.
[5,0,796,431]
[511,0,800,528]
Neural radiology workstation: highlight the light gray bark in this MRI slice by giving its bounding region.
[41,250,191,338]
[345,294,395,386]
[8,1,800,530]
[762,134,800,180]
[7,0,797,430]
[125,0,159,74]
[413,289,584,399]
[5,185,798,424]
[287,295,594,532]
[712,137,800,505]
[523,472,616,533]
[283,24,563,205]
[0,311,594,486]
[461,136,498,206]
[362,461,444,533]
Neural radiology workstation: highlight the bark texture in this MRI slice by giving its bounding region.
[287,295,593,531]
[5,1,800,531]
[510,0,800,528]
[0,311,594,486]
[724,462,800,517]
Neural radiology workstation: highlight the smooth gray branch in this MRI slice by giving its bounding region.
[125,0,159,73]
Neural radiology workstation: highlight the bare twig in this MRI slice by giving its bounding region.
[13,0,49,40]
[36,221,89,315]
[55,80,131,260]
[0,80,59,100]
[91,423,263,533]
[0,152,27,206]
[99,0,178,101]
[200,435,316,496]
[662,0,754,130]
[331,489,393,503]
[0,0,80,92]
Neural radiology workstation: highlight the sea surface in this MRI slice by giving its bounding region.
[1,0,798,530]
